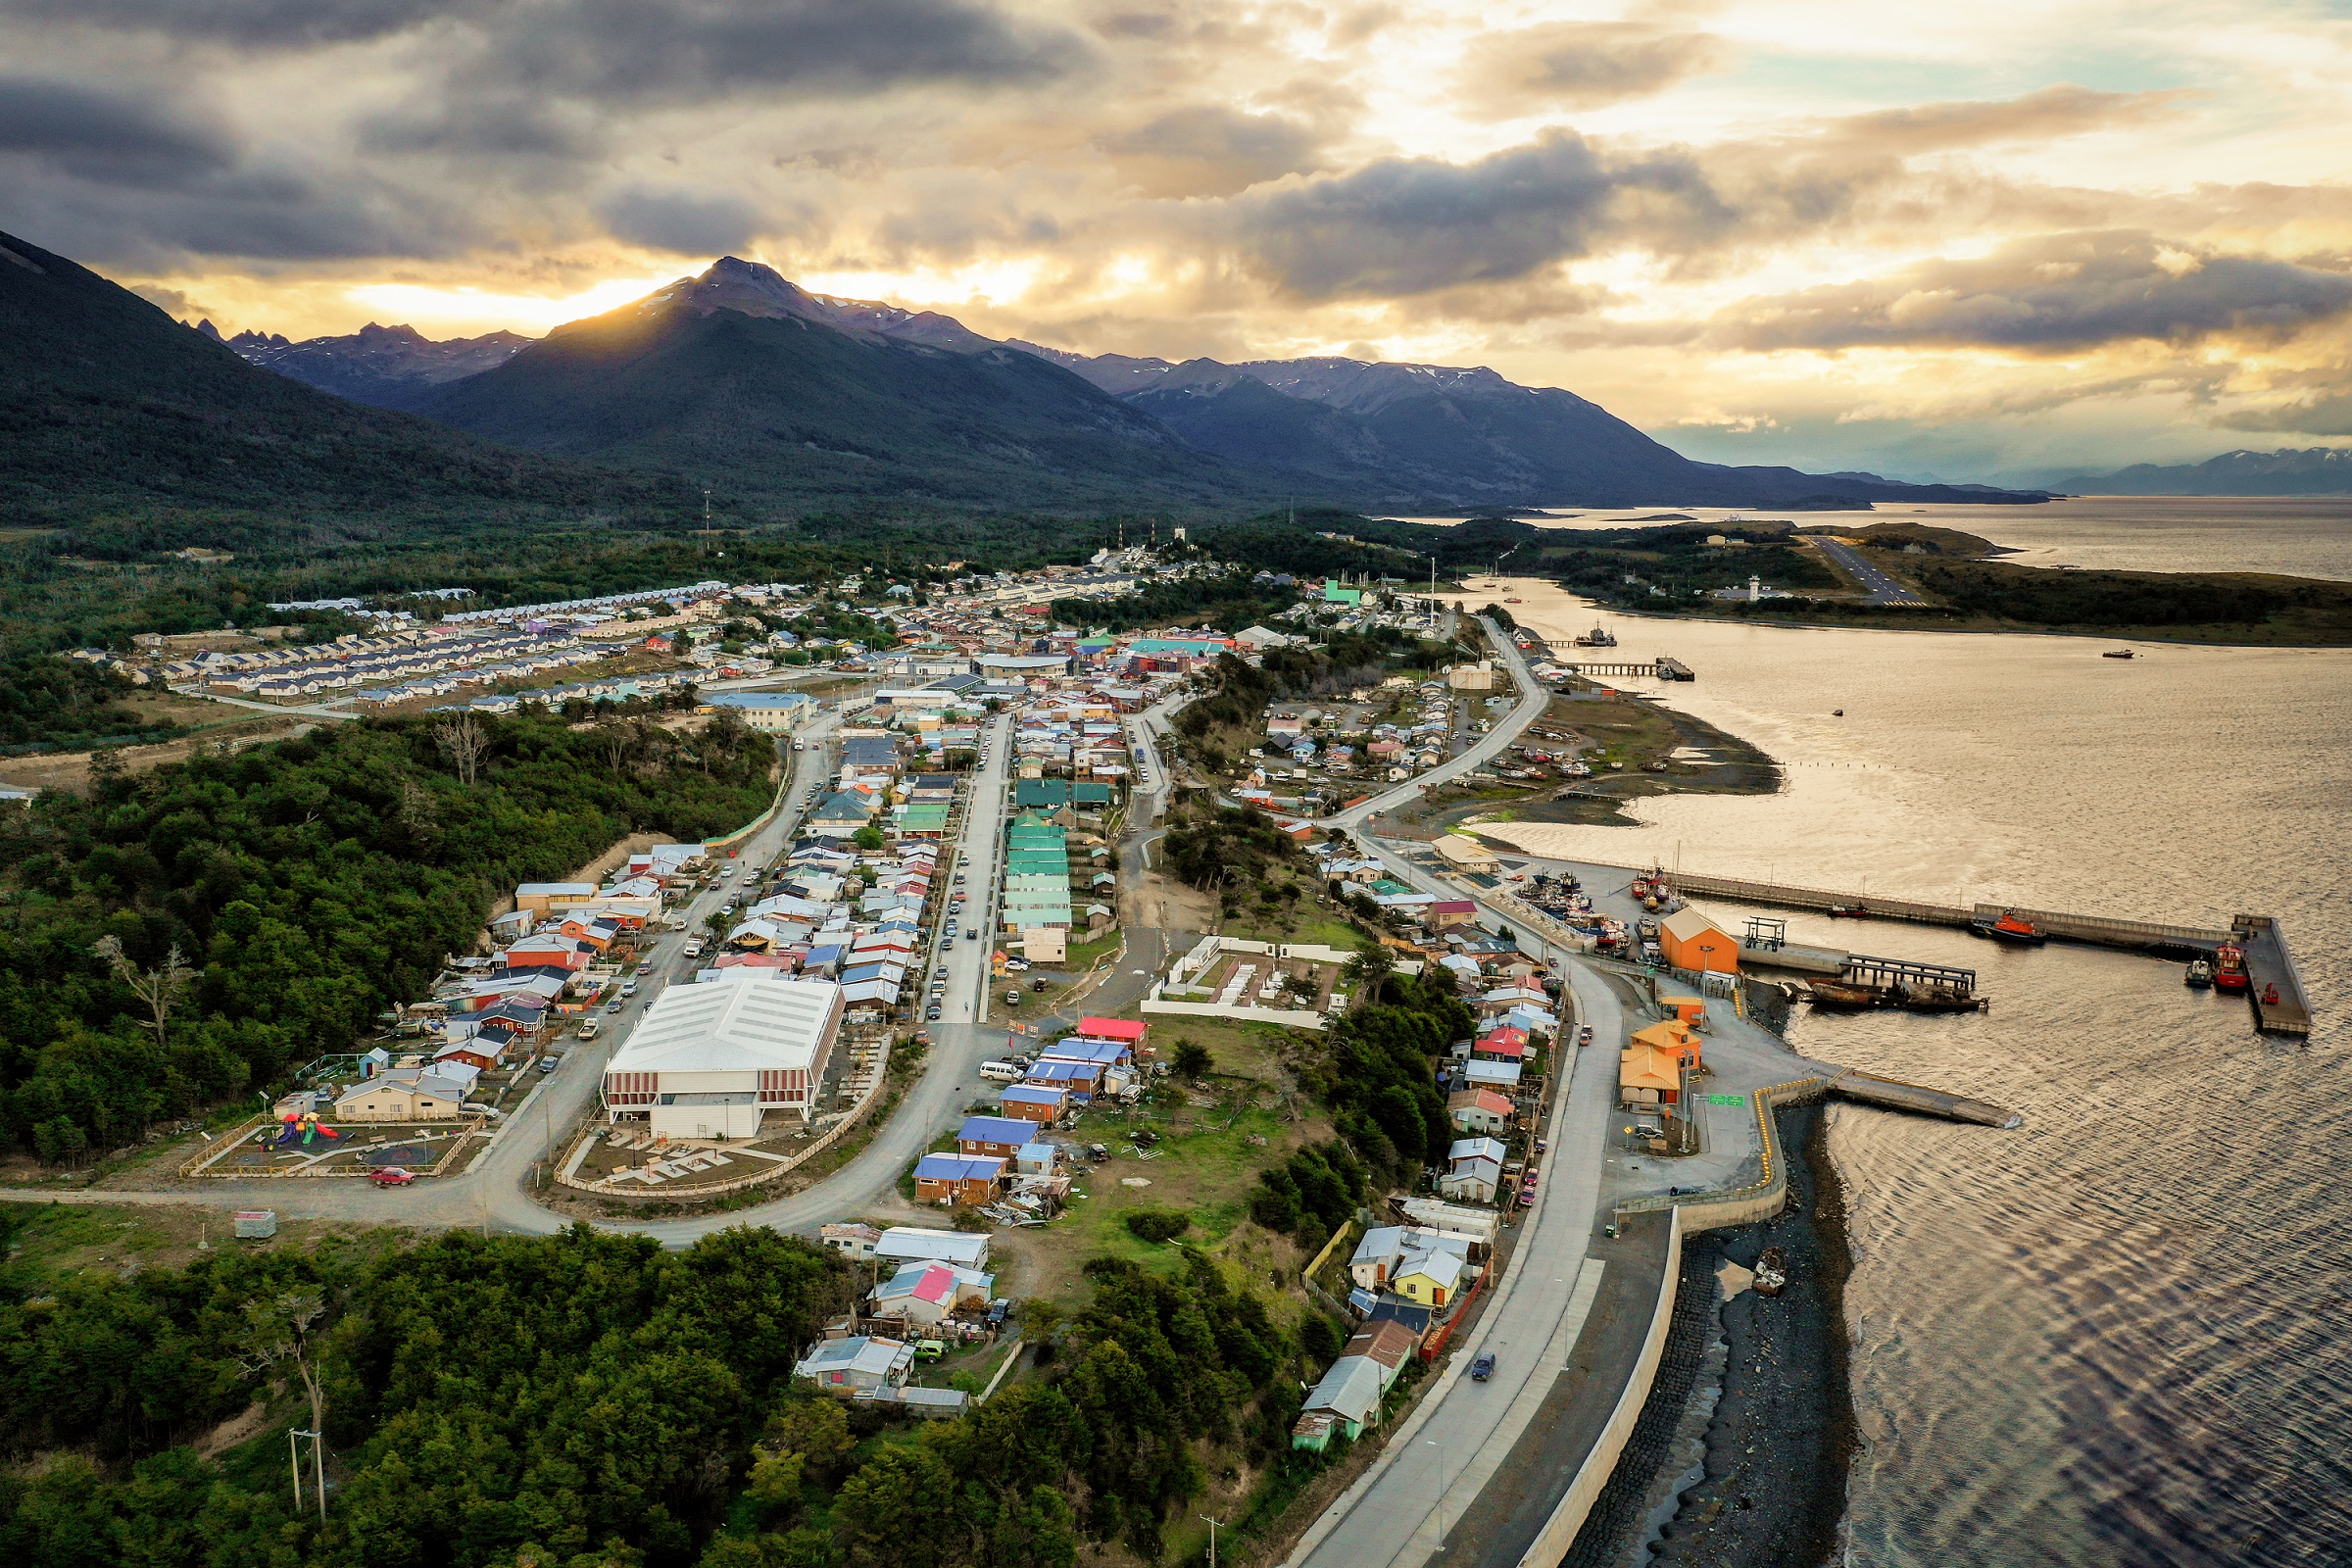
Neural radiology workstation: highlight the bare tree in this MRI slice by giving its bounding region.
[91,935,197,1051]
[595,722,633,777]
[239,1290,331,1436]
[432,713,492,785]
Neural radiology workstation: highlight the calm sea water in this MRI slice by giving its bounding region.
[1390,495,2352,583]
[1475,566,2352,1567]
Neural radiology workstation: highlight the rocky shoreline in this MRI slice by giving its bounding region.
[1561,1103,1858,1568]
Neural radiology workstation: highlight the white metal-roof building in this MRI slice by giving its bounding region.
[601,974,844,1136]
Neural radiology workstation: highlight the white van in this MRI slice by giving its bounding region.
[977,1059,1025,1084]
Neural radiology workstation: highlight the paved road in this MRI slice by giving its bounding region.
[1811,536,1927,606]
[1292,922,1628,1568]
[1325,616,1552,833]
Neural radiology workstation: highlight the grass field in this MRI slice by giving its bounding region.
[0,1200,410,1287]
[991,1015,1327,1310]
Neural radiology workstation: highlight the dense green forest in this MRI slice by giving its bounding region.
[1051,569,1298,635]
[0,1215,1324,1568]
[0,711,776,1159]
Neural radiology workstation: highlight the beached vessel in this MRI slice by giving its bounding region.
[1805,981,1883,1010]
[1753,1247,1788,1297]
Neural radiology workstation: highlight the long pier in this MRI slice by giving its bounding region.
[1552,658,1695,681]
[1650,871,2313,1036]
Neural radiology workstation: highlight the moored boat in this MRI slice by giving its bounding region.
[1974,910,2048,946]
[1806,981,1883,1009]
[2211,942,2250,994]
[2184,958,2213,989]
[1827,903,1867,917]
[2102,649,2134,659]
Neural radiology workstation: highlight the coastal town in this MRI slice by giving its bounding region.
[9,541,2306,1568]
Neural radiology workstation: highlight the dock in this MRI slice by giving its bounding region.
[1825,1068,2021,1129]
[1551,656,1695,681]
[2236,915,2312,1037]
[1645,870,2314,1035]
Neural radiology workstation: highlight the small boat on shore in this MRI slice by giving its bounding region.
[1974,910,2049,946]
[2212,942,2250,994]
[1753,1247,1788,1297]
[2184,958,2213,989]
[1889,983,1989,1014]
[2102,649,2135,660]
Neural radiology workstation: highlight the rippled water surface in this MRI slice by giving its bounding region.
[1476,573,2352,1566]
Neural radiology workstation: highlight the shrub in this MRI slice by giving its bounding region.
[1121,1208,1190,1243]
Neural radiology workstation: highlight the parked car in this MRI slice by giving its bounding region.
[926,1006,942,1020]
[913,1340,948,1363]
[1004,957,1030,972]
[987,1298,1012,1325]
[369,1166,415,1188]
[620,980,638,998]
[682,940,704,958]
[1471,1352,1495,1382]
[605,1000,624,1014]
[576,1018,602,1040]
[537,1056,559,1073]
[1004,990,1022,1006]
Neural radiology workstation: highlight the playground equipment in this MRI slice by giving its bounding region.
[268,1111,340,1149]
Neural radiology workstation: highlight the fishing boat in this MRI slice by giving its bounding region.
[1503,597,1524,604]
[2102,649,2135,660]
[2211,942,2251,994]
[1752,1247,1788,1298]
[1827,903,1868,918]
[1973,910,2049,946]
[1574,625,1618,648]
[1889,983,1989,1014]
[1805,981,1883,1010]
[2183,958,2214,989]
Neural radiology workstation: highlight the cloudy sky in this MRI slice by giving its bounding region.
[7,0,2350,481]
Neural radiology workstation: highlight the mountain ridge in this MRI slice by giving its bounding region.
[2049,447,2352,496]
[225,254,2051,511]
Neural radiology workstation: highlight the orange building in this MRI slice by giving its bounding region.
[1658,907,1739,974]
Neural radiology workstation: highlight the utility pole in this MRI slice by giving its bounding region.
[1200,1515,1225,1568]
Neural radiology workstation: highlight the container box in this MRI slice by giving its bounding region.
[233,1210,278,1240]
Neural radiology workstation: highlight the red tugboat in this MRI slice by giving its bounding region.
[2211,942,2251,994]
[1973,909,2049,946]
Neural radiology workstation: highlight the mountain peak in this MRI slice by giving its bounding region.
[646,256,832,324]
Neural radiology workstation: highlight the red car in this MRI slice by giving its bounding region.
[369,1166,415,1188]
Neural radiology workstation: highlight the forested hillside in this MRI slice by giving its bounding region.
[0,1217,1316,1568]
[0,228,693,542]
[0,712,776,1158]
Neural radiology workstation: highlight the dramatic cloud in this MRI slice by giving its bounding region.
[0,74,234,185]
[467,0,1090,106]
[0,0,2342,473]
[1827,84,2189,155]
[599,186,762,256]
[1714,231,2352,352]
[1229,130,1731,299]
[1452,22,1726,117]
[1096,106,1326,197]
[0,0,463,47]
